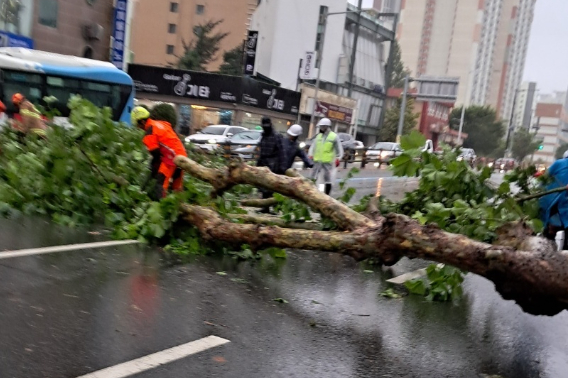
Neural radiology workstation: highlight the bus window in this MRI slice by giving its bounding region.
[2,70,43,114]
[46,76,80,117]
[80,81,112,109]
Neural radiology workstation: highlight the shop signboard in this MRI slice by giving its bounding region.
[129,64,301,115]
[314,100,353,123]
[242,77,300,114]
[244,30,258,75]
[0,31,33,49]
[128,64,242,104]
[111,0,128,70]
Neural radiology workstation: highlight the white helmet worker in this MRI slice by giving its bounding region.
[563,150,568,159]
[317,118,332,127]
[287,124,303,137]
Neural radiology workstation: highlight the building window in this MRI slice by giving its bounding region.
[168,24,176,33]
[39,0,58,28]
[170,2,178,12]
[166,45,175,55]
[196,4,205,14]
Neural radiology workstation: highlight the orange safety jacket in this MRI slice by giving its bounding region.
[142,119,187,167]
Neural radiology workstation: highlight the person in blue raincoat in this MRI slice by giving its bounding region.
[539,150,568,244]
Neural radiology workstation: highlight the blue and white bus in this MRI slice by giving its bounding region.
[0,48,134,124]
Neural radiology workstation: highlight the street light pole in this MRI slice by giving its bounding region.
[347,0,363,98]
[396,74,410,143]
[505,88,520,157]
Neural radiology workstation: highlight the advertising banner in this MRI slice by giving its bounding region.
[314,101,353,123]
[111,0,128,69]
[300,51,317,80]
[244,30,258,75]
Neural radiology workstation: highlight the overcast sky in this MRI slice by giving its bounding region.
[348,0,568,94]
[524,0,568,93]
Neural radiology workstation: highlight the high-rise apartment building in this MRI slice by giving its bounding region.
[511,81,537,130]
[397,0,536,120]
[129,0,257,70]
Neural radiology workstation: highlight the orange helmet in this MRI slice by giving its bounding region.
[0,101,5,113]
[12,93,24,105]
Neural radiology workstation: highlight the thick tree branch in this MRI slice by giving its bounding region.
[228,213,322,230]
[176,156,374,230]
[240,198,278,208]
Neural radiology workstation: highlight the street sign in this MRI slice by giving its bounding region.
[244,30,258,75]
[415,76,460,102]
[300,51,317,80]
[111,0,128,70]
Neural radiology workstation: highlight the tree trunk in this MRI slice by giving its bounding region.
[175,156,568,316]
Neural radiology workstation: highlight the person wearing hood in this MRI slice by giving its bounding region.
[308,118,343,195]
[539,150,568,247]
[283,124,313,171]
[256,116,288,212]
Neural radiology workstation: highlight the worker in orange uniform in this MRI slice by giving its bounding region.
[11,93,47,138]
[131,106,187,200]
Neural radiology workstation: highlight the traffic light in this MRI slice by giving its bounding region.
[538,144,544,150]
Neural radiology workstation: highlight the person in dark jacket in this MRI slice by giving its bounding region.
[256,116,288,213]
[283,124,313,170]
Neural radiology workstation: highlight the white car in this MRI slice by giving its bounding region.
[185,125,247,151]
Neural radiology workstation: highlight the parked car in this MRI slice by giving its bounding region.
[494,158,517,171]
[185,125,247,150]
[228,130,263,158]
[364,142,403,165]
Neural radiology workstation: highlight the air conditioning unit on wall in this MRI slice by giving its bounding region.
[83,24,104,41]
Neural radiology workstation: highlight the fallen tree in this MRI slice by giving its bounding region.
[174,154,568,316]
[0,98,565,316]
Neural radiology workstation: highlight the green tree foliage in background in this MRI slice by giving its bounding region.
[378,97,419,142]
[555,143,568,160]
[449,106,505,156]
[388,40,411,89]
[511,128,542,162]
[150,103,178,127]
[218,45,244,76]
[178,20,229,71]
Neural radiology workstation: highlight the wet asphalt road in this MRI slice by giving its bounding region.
[0,217,567,378]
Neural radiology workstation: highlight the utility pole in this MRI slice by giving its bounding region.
[308,7,328,138]
[505,88,519,157]
[347,0,363,98]
[396,74,410,143]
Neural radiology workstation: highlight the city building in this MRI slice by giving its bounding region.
[0,0,116,60]
[129,0,257,70]
[511,81,537,131]
[531,102,568,165]
[396,0,536,120]
[250,0,396,145]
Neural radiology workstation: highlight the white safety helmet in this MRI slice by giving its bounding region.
[563,150,568,159]
[317,118,332,127]
[287,124,303,137]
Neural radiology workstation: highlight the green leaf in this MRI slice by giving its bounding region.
[400,130,426,150]
[404,279,427,296]
[216,271,227,276]
[273,298,288,304]
[363,270,374,274]
[380,288,402,299]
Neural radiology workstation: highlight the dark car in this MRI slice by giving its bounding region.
[228,130,262,158]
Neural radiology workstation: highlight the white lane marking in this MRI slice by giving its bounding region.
[0,240,140,260]
[76,336,230,378]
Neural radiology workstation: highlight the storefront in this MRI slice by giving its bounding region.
[128,64,301,136]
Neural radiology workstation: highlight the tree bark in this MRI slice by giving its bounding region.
[175,156,568,316]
